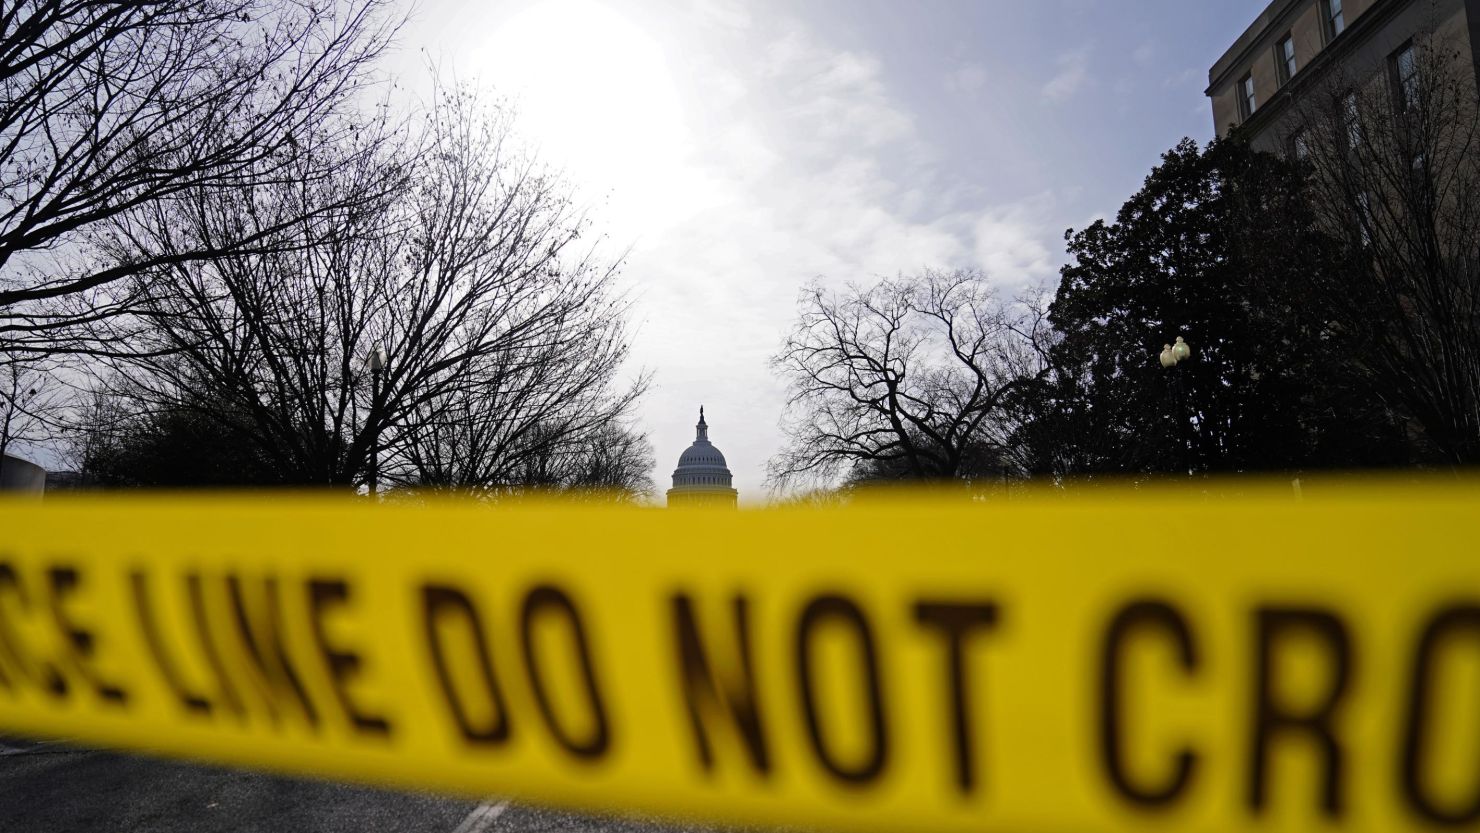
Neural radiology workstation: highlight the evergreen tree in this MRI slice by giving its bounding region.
[1021,138,1412,477]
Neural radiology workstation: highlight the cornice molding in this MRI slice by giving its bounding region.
[1210,0,1413,141]
[1208,0,1406,96]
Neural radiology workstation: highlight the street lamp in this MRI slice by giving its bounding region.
[1157,334,1194,474]
[1160,336,1192,368]
[1172,336,1191,363]
[367,345,387,497]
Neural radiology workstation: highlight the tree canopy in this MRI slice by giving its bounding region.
[1023,138,1413,477]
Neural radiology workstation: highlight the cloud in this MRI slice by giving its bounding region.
[692,0,750,29]
[972,195,1059,287]
[764,27,914,152]
[945,62,988,94]
[512,12,1071,501]
[610,18,996,500]
[1043,48,1091,102]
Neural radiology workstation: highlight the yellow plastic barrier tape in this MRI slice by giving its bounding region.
[1,481,1479,832]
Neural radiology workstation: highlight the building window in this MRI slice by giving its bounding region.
[1343,91,1361,148]
[1239,73,1257,119]
[1325,0,1346,41]
[1288,128,1310,161]
[1356,192,1373,247]
[1276,34,1297,85]
[1391,42,1419,111]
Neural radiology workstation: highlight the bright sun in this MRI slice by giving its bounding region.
[478,0,694,236]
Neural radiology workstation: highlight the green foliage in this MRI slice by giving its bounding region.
[1021,138,1413,477]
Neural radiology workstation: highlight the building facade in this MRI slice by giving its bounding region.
[666,408,738,508]
[1207,0,1480,152]
[0,454,46,494]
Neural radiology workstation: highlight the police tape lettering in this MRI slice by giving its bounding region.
[0,485,1477,832]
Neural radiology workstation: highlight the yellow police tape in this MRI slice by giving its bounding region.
[1,480,1478,832]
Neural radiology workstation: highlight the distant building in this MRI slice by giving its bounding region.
[666,408,738,509]
[0,454,46,494]
[1207,0,1480,152]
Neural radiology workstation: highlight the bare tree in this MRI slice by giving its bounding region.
[769,269,1049,491]
[396,339,651,498]
[1294,34,1480,463]
[499,422,655,501]
[0,0,395,357]
[0,356,68,479]
[84,87,648,490]
[83,113,406,484]
[377,91,649,497]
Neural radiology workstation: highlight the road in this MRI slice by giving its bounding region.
[0,737,727,833]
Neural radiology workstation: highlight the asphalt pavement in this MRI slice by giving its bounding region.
[0,738,728,833]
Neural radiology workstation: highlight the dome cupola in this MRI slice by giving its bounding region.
[667,407,738,508]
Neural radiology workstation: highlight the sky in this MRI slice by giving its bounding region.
[391,0,1269,503]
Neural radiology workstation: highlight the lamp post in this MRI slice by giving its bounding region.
[367,345,386,497]
[1158,335,1194,474]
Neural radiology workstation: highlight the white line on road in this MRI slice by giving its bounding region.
[451,799,510,833]
[0,740,59,756]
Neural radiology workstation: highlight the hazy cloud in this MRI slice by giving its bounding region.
[766,27,914,151]
[945,62,988,94]
[1043,48,1091,102]
[972,195,1059,286]
[692,0,751,29]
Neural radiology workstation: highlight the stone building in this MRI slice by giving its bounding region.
[1207,0,1480,151]
[666,408,738,509]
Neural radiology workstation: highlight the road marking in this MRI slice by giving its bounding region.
[451,799,510,833]
[0,739,59,756]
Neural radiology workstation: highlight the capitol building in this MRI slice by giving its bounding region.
[667,408,738,508]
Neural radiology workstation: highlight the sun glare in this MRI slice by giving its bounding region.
[478,0,695,236]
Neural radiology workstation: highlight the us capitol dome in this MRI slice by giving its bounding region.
[667,407,738,509]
